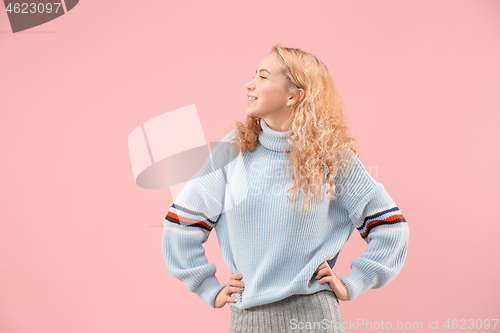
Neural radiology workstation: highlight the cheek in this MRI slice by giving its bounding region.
[261,86,286,106]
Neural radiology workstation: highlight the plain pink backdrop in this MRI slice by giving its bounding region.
[1,1,499,332]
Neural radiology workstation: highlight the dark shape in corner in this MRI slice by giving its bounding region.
[4,0,79,33]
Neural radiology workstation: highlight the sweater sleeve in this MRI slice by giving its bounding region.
[336,149,409,301]
[162,132,237,308]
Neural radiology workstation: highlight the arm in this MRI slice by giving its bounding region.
[336,150,410,301]
[162,132,236,308]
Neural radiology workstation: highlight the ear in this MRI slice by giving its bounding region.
[287,88,305,107]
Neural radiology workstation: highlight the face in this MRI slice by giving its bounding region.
[245,52,295,131]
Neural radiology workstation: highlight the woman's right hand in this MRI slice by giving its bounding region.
[214,273,245,308]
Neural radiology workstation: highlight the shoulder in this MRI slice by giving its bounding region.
[209,129,241,169]
[337,147,377,187]
[220,129,240,143]
[333,147,381,209]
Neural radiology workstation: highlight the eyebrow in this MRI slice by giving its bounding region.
[255,69,271,75]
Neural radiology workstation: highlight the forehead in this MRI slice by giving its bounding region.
[258,53,281,74]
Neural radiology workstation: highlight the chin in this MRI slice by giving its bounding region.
[247,107,263,117]
[246,109,258,118]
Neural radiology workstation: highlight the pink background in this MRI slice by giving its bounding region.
[1,1,499,332]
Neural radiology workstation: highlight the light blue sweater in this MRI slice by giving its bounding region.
[162,118,409,309]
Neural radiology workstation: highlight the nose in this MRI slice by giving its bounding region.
[245,79,255,90]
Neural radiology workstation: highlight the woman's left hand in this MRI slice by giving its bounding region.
[315,260,350,301]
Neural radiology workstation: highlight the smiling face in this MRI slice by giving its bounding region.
[245,52,296,132]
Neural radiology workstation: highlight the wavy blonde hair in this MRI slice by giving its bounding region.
[224,44,359,213]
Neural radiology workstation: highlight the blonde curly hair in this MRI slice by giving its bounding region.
[224,44,359,213]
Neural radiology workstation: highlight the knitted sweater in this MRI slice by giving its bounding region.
[162,118,409,310]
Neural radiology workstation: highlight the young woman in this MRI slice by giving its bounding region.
[162,45,409,333]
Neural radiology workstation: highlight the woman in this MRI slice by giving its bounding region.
[162,45,409,332]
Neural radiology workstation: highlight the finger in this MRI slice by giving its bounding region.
[314,265,324,274]
[318,276,332,283]
[227,284,243,292]
[316,262,327,270]
[228,295,239,303]
[231,273,243,280]
[232,286,244,293]
[316,268,331,278]
[229,279,245,288]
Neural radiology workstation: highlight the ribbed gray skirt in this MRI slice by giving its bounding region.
[228,290,346,333]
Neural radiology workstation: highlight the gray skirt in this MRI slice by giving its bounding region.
[228,290,346,333]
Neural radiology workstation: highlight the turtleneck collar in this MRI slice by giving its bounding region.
[258,118,293,152]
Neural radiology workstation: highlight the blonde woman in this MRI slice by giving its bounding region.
[162,45,409,332]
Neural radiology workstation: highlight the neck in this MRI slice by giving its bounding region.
[259,118,292,152]
[260,115,290,132]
